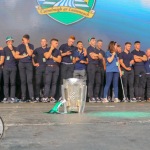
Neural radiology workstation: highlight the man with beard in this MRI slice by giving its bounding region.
[72,41,88,84]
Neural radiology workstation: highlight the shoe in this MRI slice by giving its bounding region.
[50,97,56,103]
[122,97,129,103]
[30,97,35,103]
[114,98,120,103]
[102,98,109,103]
[130,98,137,102]
[96,97,101,103]
[2,98,8,103]
[10,98,17,103]
[140,97,146,102]
[33,97,40,103]
[89,97,96,103]
[42,97,48,103]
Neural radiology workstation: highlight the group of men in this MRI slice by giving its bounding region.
[0,34,149,103]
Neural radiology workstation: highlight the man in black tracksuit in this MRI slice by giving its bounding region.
[145,49,150,102]
[42,38,61,103]
[2,36,18,103]
[59,35,76,99]
[87,37,102,102]
[32,38,48,102]
[119,42,135,102]
[131,41,147,101]
[16,34,34,102]
[96,40,106,100]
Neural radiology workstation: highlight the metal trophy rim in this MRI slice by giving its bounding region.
[0,116,4,139]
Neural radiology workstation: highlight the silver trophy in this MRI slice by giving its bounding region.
[0,117,4,139]
[61,78,87,113]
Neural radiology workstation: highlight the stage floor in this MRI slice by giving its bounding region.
[0,102,150,150]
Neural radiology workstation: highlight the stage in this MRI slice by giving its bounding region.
[0,102,150,150]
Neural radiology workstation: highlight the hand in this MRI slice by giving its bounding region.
[120,71,123,77]
[34,63,39,67]
[23,54,28,58]
[90,52,95,57]
[126,67,131,71]
[0,47,3,50]
[50,46,55,51]
[104,66,106,71]
[112,52,116,56]
[80,60,85,64]
[130,60,134,65]
[66,51,71,56]
[99,53,103,59]
[76,57,80,61]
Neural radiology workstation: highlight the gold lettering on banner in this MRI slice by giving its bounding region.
[36,6,95,18]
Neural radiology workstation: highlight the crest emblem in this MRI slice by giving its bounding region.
[36,0,96,25]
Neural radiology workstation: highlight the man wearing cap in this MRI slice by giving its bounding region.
[87,37,102,102]
[59,35,76,99]
[131,41,147,101]
[2,37,19,103]
[16,34,34,102]
[42,38,61,103]
[32,38,48,102]
[72,41,88,83]
[96,40,106,100]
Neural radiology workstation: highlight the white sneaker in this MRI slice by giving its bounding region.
[114,98,120,103]
[102,98,109,103]
[2,98,8,103]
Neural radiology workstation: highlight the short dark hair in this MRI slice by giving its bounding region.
[97,39,103,42]
[77,41,82,44]
[134,41,140,44]
[23,34,30,40]
[125,42,132,45]
[88,37,95,42]
[117,44,121,47]
[50,38,58,42]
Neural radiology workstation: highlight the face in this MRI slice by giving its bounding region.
[134,43,141,50]
[117,46,122,53]
[41,39,47,48]
[68,38,75,46]
[90,39,96,47]
[77,42,83,50]
[6,40,13,45]
[125,44,131,51]
[22,38,29,44]
[146,49,150,57]
[97,41,103,49]
[51,40,58,49]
